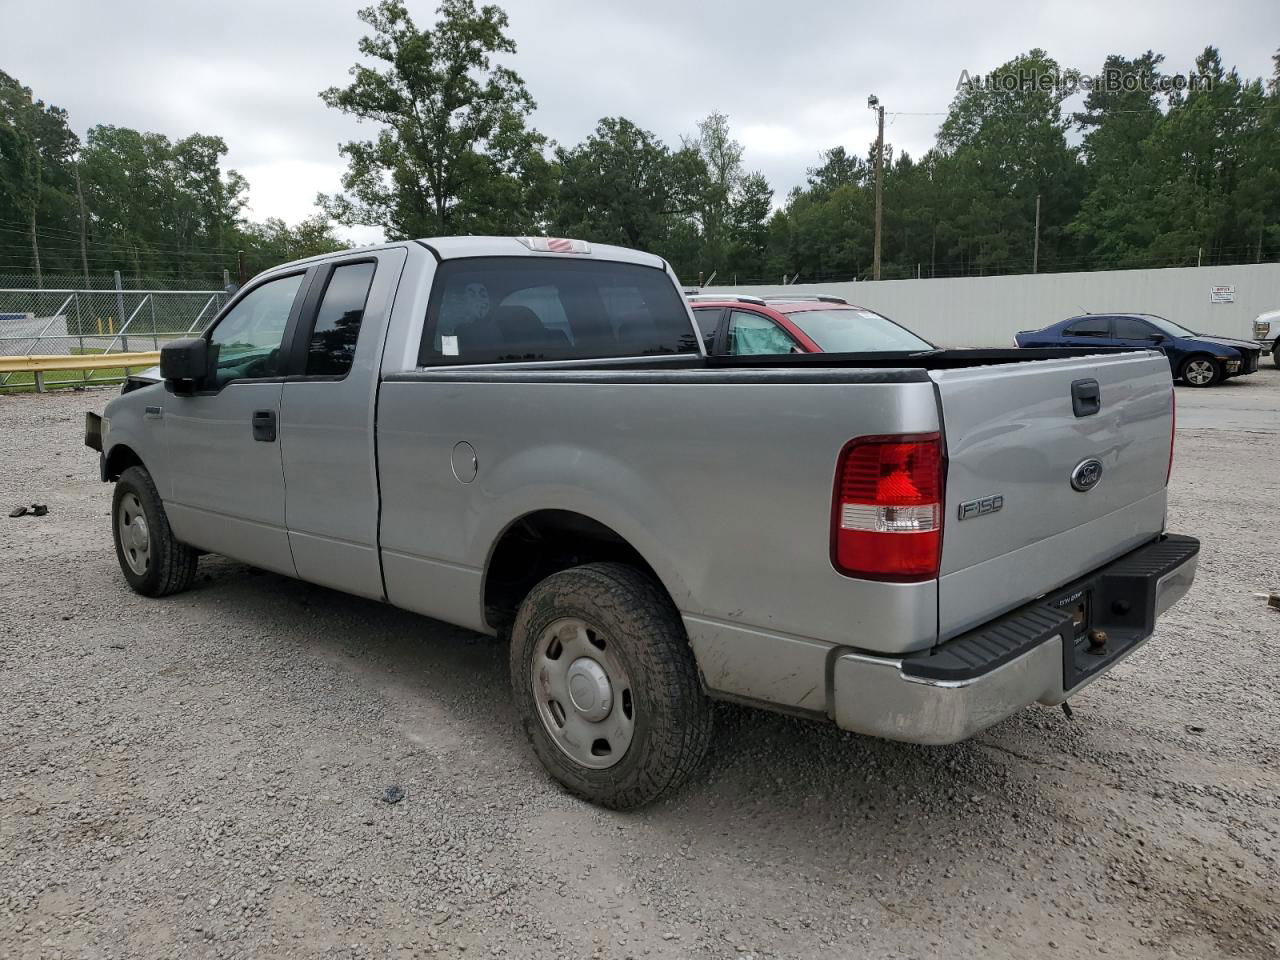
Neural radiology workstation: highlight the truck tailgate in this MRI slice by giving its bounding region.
[932,351,1173,640]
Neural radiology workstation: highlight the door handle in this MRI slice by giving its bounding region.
[1071,378,1100,418]
[252,410,277,442]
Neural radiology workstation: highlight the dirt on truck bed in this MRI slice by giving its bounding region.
[2,371,1279,960]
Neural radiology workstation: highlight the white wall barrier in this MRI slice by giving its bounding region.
[712,262,1280,348]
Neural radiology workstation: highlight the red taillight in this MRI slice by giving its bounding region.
[1166,389,1176,485]
[832,433,944,581]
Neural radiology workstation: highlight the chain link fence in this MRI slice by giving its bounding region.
[1,287,230,390]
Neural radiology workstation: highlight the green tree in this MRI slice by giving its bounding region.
[937,49,1084,274]
[686,110,743,275]
[1067,52,1169,266]
[805,145,865,195]
[552,116,697,252]
[319,0,551,239]
[79,125,247,283]
[0,70,79,284]
[237,214,344,271]
[725,171,772,280]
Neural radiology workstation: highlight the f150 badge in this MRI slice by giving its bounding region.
[1070,458,1104,492]
[958,495,1003,521]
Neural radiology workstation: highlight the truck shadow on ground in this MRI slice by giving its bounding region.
[190,556,1094,862]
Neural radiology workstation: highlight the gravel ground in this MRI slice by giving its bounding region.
[2,369,1278,960]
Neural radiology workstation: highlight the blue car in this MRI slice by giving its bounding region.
[1015,312,1262,387]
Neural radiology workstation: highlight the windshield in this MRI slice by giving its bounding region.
[1143,314,1198,337]
[784,308,934,353]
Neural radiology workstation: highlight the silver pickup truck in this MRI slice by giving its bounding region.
[85,237,1199,809]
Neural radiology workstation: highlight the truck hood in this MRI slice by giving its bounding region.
[130,364,161,383]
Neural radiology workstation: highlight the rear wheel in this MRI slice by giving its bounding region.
[509,562,713,809]
[1180,355,1221,388]
[112,465,198,597]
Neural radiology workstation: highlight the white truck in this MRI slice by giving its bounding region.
[1255,309,1280,367]
[85,237,1199,808]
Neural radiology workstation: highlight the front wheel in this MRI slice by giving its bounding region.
[1273,342,1280,369]
[1180,355,1221,388]
[112,465,198,597]
[509,562,714,809]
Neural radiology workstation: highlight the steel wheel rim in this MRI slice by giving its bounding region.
[1185,360,1214,385]
[117,492,150,576]
[531,617,635,770]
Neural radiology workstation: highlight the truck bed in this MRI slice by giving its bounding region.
[378,346,1173,714]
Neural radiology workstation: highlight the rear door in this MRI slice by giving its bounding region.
[279,247,406,599]
[932,352,1174,640]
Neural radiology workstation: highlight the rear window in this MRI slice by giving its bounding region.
[419,257,698,365]
[784,308,933,353]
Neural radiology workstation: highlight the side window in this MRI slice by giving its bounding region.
[692,308,722,350]
[207,273,305,388]
[1113,316,1156,340]
[305,262,377,377]
[1063,316,1112,338]
[725,310,798,355]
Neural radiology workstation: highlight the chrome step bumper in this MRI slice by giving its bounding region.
[831,535,1199,745]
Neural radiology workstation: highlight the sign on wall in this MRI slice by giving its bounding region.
[1210,284,1236,304]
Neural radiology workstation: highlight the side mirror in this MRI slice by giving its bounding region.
[1148,334,1166,344]
[160,338,215,393]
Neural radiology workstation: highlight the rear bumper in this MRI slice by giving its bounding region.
[831,534,1199,744]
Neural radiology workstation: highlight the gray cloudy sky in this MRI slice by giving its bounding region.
[5,0,1277,245]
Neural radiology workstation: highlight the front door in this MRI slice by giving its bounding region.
[163,269,311,576]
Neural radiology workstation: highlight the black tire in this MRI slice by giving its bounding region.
[1272,341,1280,369]
[1179,354,1221,388]
[112,465,198,597]
[509,562,713,810]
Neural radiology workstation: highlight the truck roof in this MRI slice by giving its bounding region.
[262,236,669,276]
[420,236,667,270]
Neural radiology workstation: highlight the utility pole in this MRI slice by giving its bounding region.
[868,95,884,281]
[74,160,90,287]
[29,206,42,289]
[1032,193,1041,274]
[237,250,248,286]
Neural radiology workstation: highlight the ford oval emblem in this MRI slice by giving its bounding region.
[1070,458,1104,492]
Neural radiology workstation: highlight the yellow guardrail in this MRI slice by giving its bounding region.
[0,351,161,392]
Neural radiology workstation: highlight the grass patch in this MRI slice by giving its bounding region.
[0,367,130,392]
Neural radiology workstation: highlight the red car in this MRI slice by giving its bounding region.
[686,295,934,356]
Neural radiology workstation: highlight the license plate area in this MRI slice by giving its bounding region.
[1048,586,1092,647]
[1050,566,1155,691]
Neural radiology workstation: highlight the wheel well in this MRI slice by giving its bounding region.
[104,444,143,481]
[483,510,663,633]
[1179,352,1217,372]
